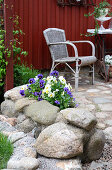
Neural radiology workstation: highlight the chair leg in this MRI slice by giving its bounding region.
[92,64,94,85]
[75,61,79,92]
[50,62,54,74]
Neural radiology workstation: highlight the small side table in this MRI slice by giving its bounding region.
[87,29,112,82]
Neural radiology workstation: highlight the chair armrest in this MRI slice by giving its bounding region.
[70,40,95,56]
[48,41,78,58]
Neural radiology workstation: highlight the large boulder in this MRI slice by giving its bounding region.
[15,118,37,133]
[24,100,60,125]
[1,100,16,117]
[61,108,97,131]
[15,98,37,112]
[35,122,86,159]
[84,129,105,161]
[4,85,27,101]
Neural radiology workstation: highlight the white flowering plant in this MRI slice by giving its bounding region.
[20,70,77,110]
[105,55,112,66]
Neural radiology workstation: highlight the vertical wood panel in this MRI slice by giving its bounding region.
[13,0,112,70]
[4,0,14,91]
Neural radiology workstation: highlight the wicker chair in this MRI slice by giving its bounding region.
[43,28,97,91]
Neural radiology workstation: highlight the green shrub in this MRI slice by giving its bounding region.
[0,132,13,169]
[14,64,40,87]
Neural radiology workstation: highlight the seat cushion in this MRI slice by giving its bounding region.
[55,57,76,63]
[55,56,97,66]
[79,56,97,66]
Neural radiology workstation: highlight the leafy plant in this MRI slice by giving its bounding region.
[84,0,112,36]
[0,0,28,95]
[14,64,40,87]
[12,15,28,63]
[0,132,13,169]
[0,28,11,86]
[20,70,77,110]
[85,0,111,19]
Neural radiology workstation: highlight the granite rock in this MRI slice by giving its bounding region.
[24,100,60,125]
[61,108,97,131]
[35,122,85,159]
[7,157,39,170]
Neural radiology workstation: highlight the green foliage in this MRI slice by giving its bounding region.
[84,0,111,19]
[0,28,11,86]
[0,0,3,4]
[0,11,28,91]
[84,0,112,37]
[0,132,13,169]
[14,64,40,86]
[12,15,28,64]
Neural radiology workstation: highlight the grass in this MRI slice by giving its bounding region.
[0,132,13,169]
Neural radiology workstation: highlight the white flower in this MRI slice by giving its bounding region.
[48,92,55,98]
[34,76,39,81]
[43,84,51,94]
[65,83,72,90]
[21,85,27,90]
[47,76,54,81]
[59,76,66,84]
[105,55,112,65]
[42,91,45,98]
[62,91,65,95]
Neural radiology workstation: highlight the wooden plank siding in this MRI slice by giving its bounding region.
[11,0,112,70]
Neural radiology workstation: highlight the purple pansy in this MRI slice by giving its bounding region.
[64,87,69,92]
[64,87,73,97]
[20,90,25,96]
[67,91,73,97]
[39,91,42,96]
[38,97,43,101]
[75,103,78,108]
[55,100,60,105]
[73,98,75,101]
[29,78,36,84]
[37,74,43,79]
[50,70,59,77]
[34,92,38,96]
[34,91,42,97]
[39,80,45,88]
[27,85,32,91]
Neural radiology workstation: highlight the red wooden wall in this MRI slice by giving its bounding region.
[13,0,112,70]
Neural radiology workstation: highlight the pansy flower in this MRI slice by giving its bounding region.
[29,78,36,84]
[39,80,45,88]
[55,100,60,105]
[20,90,25,96]
[38,97,43,101]
[50,70,59,77]
[67,90,73,97]
[34,92,38,96]
[64,87,69,92]
[38,74,43,79]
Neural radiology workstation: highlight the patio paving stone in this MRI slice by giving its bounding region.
[98,103,112,112]
[92,97,112,104]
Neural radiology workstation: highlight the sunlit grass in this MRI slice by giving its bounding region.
[0,132,13,169]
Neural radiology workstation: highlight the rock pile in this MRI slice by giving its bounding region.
[0,85,106,169]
